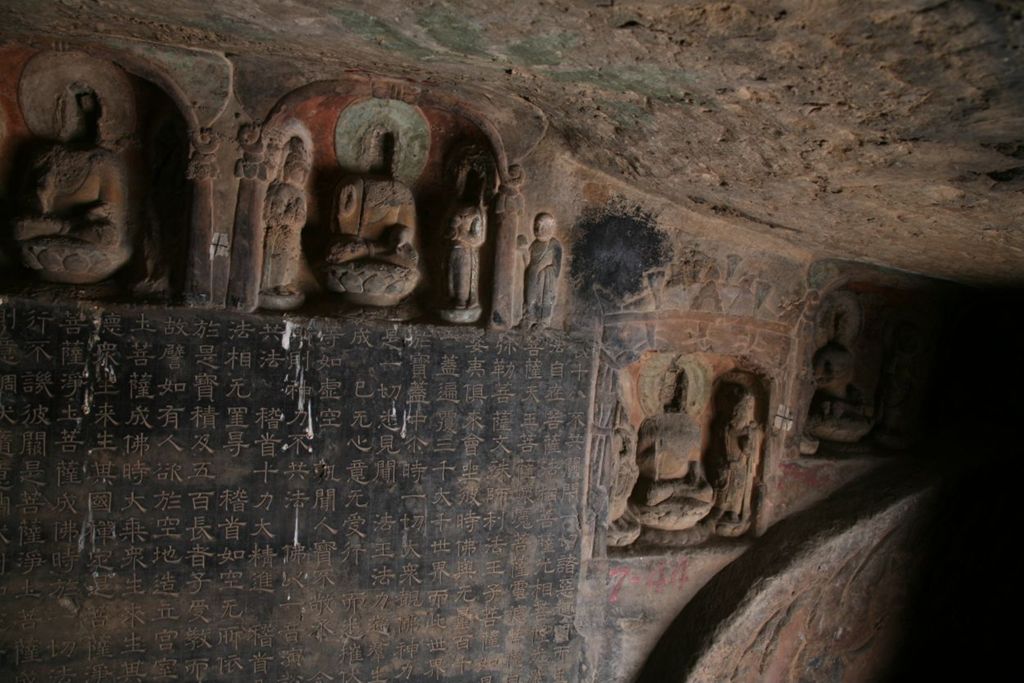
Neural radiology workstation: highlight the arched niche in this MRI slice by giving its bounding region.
[0,47,193,297]
[226,76,511,324]
[798,264,944,457]
[606,349,774,552]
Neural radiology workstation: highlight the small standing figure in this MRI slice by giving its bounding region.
[439,204,486,323]
[712,389,763,537]
[802,291,875,454]
[259,137,310,310]
[490,164,526,329]
[523,212,563,328]
[606,407,642,548]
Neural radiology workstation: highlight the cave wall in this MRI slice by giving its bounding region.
[0,38,952,682]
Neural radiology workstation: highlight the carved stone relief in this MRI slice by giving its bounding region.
[3,49,192,296]
[333,97,429,186]
[0,38,965,683]
[226,120,313,312]
[522,212,563,329]
[438,144,497,324]
[12,51,137,285]
[490,164,526,329]
[801,290,875,455]
[607,352,767,551]
[259,135,311,310]
[708,373,765,538]
[216,85,529,326]
[325,130,421,308]
[607,405,641,547]
[0,54,557,327]
[653,243,807,325]
[798,273,941,457]
[440,202,486,322]
[630,361,715,541]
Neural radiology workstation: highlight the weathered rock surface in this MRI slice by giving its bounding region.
[2,0,1021,284]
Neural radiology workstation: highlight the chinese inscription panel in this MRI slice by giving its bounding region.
[0,299,591,683]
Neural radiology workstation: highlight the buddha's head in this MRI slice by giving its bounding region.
[366,127,397,178]
[282,137,310,185]
[812,341,855,394]
[660,367,689,414]
[446,204,485,247]
[731,391,758,428]
[534,212,556,241]
[55,82,101,144]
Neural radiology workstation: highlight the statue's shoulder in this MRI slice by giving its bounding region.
[87,147,129,177]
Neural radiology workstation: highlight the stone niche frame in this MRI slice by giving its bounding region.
[207,75,527,329]
[0,43,200,298]
[793,261,947,460]
[0,41,550,331]
[585,309,793,559]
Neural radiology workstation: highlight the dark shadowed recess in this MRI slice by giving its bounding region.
[637,288,1024,682]
[883,288,1023,682]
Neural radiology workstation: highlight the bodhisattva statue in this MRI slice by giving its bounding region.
[259,137,311,311]
[523,212,563,328]
[802,291,875,454]
[629,369,715,535]
[711,389,763,537]
[14,84,132,284]
[439,203,486,323]
[326,132,420,307]
[606,413,641,548]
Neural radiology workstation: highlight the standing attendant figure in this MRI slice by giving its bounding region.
[523,212,562,328]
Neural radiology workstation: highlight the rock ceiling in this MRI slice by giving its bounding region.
[2,0,1022,285]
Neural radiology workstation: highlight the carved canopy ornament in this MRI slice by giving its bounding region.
[19,50,136,146]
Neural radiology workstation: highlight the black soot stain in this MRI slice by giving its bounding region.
[571,202,669,302]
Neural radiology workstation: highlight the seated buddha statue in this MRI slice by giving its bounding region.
[629,369,715,533]
[13,83,133,284]
[804,341,875,444]
[802,292,875,453]
[325,132,420,307]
